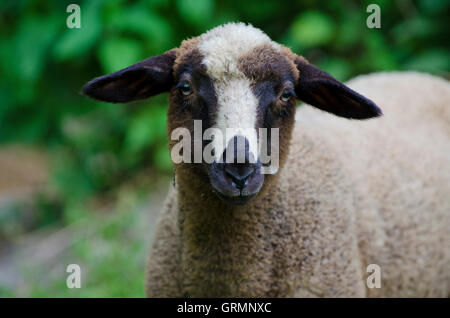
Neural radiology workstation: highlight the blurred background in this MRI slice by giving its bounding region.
[0,0,448,297]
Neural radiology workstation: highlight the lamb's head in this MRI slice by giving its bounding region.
[82,22,381,205]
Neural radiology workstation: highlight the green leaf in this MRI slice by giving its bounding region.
[290,11,334,48]
[176,0,215,28]
[10,14,58,83]
[145,0,171,9]
[124,104,167,155]
[107,5,173,52]
[317,58,351,81]
[418,0,450,14]
[361,32,397,71]
[153,144,172,171]
[391,16,435,46]
[336,12,362,48]
[97,37,144,73]
[404,50,450,73]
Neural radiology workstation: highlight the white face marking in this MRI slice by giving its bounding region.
[197,23,279,161]
[198,22,275,78]
[212,78,259,161]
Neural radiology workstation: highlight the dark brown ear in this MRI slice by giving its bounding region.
[294,56,382,119]
[82,49,178,103]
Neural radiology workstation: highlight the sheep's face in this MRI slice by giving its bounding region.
[82,23,381,206]
[166,24,301,205]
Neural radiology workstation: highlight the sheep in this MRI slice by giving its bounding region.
[82,23,450,297]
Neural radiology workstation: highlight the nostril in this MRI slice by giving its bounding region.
[225,166,253,181]
[225,165,254,189]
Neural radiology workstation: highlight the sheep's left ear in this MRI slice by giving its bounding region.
[294,56,382,119]
[82,49,178,103]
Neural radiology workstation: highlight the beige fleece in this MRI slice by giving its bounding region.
[146,72,450,297]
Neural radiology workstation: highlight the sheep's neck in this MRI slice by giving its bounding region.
[176,168,280,297]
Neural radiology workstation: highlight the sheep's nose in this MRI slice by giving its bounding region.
[222,135,256,190]
[224,164,254,189]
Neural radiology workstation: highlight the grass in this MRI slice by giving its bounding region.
[0,183,167,297]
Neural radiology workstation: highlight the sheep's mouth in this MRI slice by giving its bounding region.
[213,189,258,206]
[208,161,264,206]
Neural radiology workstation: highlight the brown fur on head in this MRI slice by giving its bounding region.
[82,22,381,206]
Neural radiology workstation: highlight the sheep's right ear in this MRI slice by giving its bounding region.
[82,49,178,103]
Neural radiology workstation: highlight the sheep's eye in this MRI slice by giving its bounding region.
[177,81,192,96]
[280,89,293,102]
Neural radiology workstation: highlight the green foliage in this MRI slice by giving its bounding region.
[176,0,215,29]
[1,0,448,193]
[290,11,335,48]
[22,192,149,297]
[53,1,103,61]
